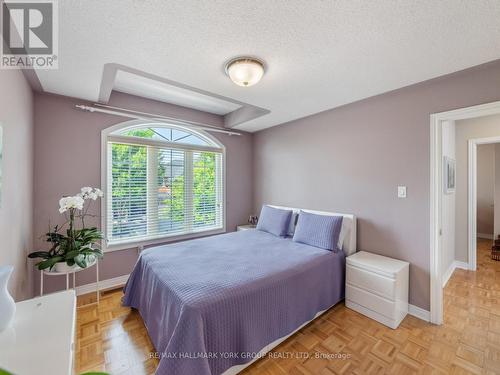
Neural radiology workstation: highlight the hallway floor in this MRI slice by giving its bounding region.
[440,238,500,374]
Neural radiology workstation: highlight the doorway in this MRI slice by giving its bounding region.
[467,136,500,271]
[430,101,500,325]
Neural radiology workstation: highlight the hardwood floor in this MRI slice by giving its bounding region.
[74,291,159,374]
[75,239,500,374]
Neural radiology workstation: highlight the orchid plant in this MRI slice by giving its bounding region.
[28,187,105,271]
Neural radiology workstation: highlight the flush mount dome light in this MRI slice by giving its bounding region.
[225,57,265,87]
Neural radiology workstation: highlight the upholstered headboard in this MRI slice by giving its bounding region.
[268,205,357,256]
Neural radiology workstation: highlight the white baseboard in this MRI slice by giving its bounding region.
[408,304,430,322]
[477,233,494,240]
[442,260,470,288]
[442,261,456,288]
[454,261,469,270]
[75,274,129,296]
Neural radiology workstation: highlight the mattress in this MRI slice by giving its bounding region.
[123,229,345,375]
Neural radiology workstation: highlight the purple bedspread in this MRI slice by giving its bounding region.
[123,229,345,375]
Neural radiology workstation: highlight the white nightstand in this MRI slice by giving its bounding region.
[345,251,409,329]
[237,224,256,231]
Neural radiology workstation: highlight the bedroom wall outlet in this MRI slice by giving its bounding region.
[397,186,407,198]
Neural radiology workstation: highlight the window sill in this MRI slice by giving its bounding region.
[103,227,226,253]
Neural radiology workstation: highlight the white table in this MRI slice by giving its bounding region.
[236,224,256,231]
[0,290,76,375]
[40,259,99,303]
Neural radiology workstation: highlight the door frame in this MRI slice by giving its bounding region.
[430,100,500,325]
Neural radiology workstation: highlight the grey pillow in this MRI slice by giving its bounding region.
[256,205,293,237]
[293,211,343,251]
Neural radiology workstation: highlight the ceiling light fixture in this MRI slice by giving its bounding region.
[225,57,265,87]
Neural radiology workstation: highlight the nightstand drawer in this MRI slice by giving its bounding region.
[346,264,396,300]
[346,283,397,319]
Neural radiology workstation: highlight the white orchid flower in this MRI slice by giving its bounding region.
[59,195,85,213]
[81,187,93,194]
[79,187,104,200]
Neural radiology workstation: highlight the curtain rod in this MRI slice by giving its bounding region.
[74,104,242,136]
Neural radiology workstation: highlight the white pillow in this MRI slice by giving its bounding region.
[337,220,349,250]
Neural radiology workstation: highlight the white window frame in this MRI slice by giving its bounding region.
[101,120,226,252]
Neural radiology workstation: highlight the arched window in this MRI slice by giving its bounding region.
[103,121,225,249]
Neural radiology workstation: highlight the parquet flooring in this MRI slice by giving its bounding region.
[75,239,500,374]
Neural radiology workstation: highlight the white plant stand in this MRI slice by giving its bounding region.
[40,259,99,303]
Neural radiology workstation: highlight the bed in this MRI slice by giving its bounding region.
[123,207,356,375]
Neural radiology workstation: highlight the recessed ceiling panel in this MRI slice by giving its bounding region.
[113,70,242,115]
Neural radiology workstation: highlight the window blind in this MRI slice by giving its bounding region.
[107,141,223,244]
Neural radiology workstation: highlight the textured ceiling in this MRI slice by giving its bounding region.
[34,0,500,132]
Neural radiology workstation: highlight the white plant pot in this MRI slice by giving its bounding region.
[53,255,97,273]
[0,265,16,332]
[54,262,80,273]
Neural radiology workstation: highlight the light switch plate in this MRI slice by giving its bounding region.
[398,186,407,198]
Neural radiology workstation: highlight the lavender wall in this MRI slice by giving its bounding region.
[253,60,500,310]
[0,69,34,301]
[33,92,253,294]
[475,144,494,236]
